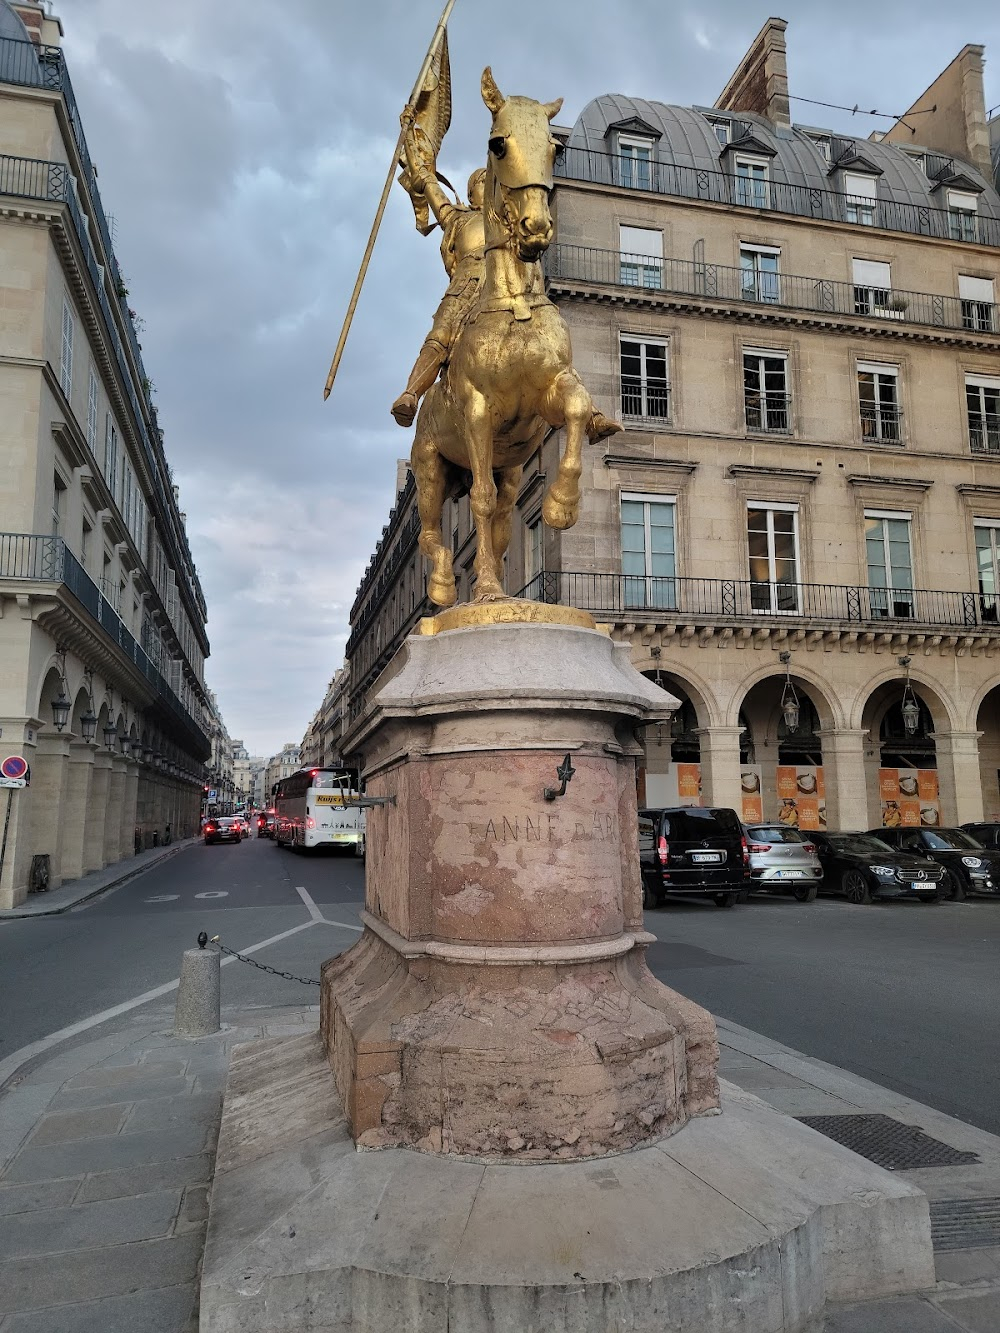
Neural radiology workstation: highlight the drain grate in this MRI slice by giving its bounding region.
[796,1113,980,1171]
[930,1198,1000,1251]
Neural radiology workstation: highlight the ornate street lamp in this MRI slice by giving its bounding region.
[103,719,118,751]
[899,656,920,736]
[51,688,71,732]
[779,651,800,733]
[142,743,153,764]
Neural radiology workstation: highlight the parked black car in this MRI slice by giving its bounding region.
[960,822,1000,853]
[810,831,944,904]
[638,806,749,909]
[873,827,1000,900]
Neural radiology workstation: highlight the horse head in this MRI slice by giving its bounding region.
[481,66,563,262]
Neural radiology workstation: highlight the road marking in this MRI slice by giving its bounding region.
[195,890,229,900]
[145,895,180,903]
[295,885,324,922]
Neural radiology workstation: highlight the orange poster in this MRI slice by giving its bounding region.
[879,769,900,802]
[740,766,762,823]
[676,763,702,805]
[776,767,798,800]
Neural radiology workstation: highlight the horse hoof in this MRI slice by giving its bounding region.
[429,579,458,608]
[543,493,579,530]
[474,584,505,603]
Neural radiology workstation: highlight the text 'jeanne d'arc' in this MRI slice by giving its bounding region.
[476,813,618,844]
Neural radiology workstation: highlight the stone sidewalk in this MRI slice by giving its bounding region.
[0,1002,997,1331]
[0,840,196,920]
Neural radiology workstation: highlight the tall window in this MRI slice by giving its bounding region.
[747,504,800,613]
[706,117,731,147]
[959,275,996,333]
[740,245,780,303]
[619,225,662,289]
[974,521,1000,621]
[59,296,74,398]
[621,493,676,610]
[967,376,1000,454]
[620,336,670,422]
[743,349,790,433]
[81,520,91,570]
[948,190,978,242]
[52,473,65,538]
[618,136,653,191]
[865,511,914,618]
[524,515,542,586]
[87,368,99,453]
[858,362,901,443]
[735,158,769,209]
[104,415,119,495]
[844,173,878,226]
[852,259,897,318]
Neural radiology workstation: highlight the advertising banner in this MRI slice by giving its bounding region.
[879,768,939,828]
[740,765,763,823]
[676,763,703,806]
[774,766,826,831]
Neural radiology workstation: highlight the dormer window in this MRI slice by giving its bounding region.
[617,134,655,191]
[843,172,878,226]
[705,117,731,147]
[807,134,831,163]
[948,190,979,242]
[734,157,770,209]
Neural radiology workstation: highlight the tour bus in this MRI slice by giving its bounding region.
[272,767,365,855]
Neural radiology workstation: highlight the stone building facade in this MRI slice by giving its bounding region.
[0,2,211,904]
[346,19,1000,835]
[263,743,301,803]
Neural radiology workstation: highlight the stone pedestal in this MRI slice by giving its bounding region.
[321,619,720,1159]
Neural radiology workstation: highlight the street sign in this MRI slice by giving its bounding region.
[208,789,217,800]
[0,777,26,789]
[1,755,28,780]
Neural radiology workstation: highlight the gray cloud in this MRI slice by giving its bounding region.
[63,0,999,753]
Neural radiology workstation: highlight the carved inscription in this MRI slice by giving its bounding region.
[474,812,618,845]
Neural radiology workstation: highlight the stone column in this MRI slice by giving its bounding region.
[26,734,72,888]
[695,726,745,811]
[103,756,127,865]
[322,618,720,1161]
[84,751,113,872]
[933,731,985,826]
[120,760,140,856]
[816,729,872,831]
[62,743,95,881]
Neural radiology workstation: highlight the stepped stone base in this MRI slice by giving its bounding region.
[199,1032,936,1333]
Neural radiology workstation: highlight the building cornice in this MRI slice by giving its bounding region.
[846,473,935,491]
[726,464,819,483]
[604,453,698,473]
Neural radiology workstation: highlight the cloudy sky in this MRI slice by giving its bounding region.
[60,0,999,757]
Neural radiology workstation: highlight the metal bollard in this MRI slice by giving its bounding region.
[174,932,221,1037]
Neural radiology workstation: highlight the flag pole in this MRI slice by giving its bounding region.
[323,0,459,401]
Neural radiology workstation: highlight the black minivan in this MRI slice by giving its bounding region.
[638,807,749,910]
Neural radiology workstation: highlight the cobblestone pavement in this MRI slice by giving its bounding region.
[0,1003,998,1330]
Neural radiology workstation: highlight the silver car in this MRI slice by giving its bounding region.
[744,824,823,902]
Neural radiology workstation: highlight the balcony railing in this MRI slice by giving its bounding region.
[516,570,1000,631]
[621,376,670,422]
[544,244,999,337]
[554,146,1000,249]
[860,403,904,443]
[0,534,208,751]
[745,392,792,433]
[970,414,1000,454]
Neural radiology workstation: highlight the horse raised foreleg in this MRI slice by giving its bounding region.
[491,464,523,571]
[465,393,504,601]
[542,370,590,531]
[411,431,456,608]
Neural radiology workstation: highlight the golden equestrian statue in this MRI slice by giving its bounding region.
[395,60,621,608]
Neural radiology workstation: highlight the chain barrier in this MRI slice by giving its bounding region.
[197,930,318,987]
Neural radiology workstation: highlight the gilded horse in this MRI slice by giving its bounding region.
[410,69,603,608]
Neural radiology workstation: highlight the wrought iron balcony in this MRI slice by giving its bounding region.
[745,392,792,434]
[554,146,1000,250]
[544,244,999,337]
[0,534,208,752]
[969,414,1000,455]
[516,570,1000,632]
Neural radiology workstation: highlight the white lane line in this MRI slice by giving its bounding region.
[0,916,319,1090]
[295,886,324,922]
[296,884,362,932]
[145,895,180,903]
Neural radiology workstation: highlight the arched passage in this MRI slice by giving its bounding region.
[638,670,706,809]
[860,676,947,830]
[976,684,1000,822]
[737,672,835,830]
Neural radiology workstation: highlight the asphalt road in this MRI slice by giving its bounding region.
[2,839,998,1136]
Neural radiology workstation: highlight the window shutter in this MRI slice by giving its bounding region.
[844,173,877,200]
[619,226,663,258]
[959,275,994,302]
[852,259,891,287]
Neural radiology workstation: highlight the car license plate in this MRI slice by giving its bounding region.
[691,852,722,864]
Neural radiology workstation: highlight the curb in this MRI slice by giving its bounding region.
[0,839,195,920]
